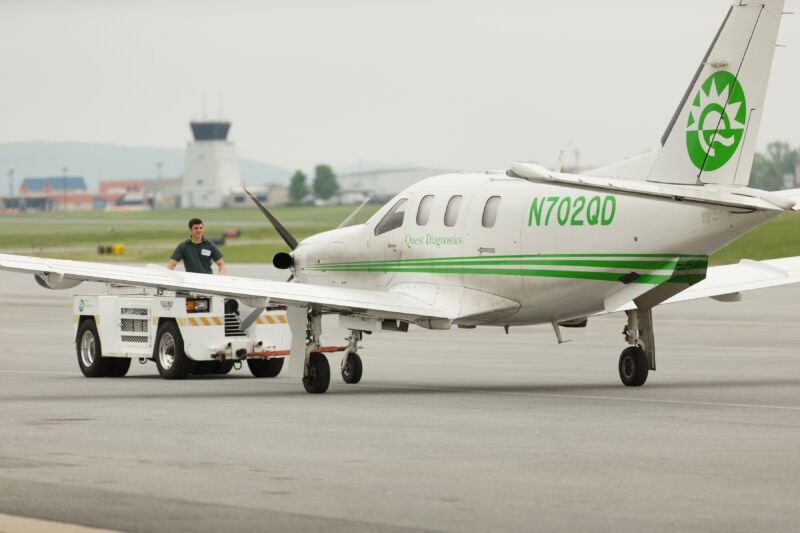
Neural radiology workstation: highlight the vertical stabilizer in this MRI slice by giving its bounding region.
[648,1,784,186]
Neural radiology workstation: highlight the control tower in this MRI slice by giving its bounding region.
[182,121,242,208]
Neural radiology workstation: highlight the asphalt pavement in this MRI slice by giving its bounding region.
[1,264,799,532]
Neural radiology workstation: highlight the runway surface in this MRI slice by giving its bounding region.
[1,264,799,532]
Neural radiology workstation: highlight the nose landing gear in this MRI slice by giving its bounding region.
[287,306,369,394]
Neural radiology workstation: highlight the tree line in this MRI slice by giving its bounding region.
[750,141,798,191]
[288,164,339,204]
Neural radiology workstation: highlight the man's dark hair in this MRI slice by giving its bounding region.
[188,218,203,229]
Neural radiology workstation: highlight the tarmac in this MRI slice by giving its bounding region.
[1,263,799,533]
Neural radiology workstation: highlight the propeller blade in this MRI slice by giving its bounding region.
[243,187,298,250]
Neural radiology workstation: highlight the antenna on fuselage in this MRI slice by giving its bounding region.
[336,194,373,229]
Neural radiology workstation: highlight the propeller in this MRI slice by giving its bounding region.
[243,187,295,274]
[244,187,298,250]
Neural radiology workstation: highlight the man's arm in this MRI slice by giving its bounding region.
[168,242,183,270]
[215,258,226,275]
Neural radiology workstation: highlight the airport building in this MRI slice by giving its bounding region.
[6,176,99,212]
[181,121,243,208]
[336,167,448,202]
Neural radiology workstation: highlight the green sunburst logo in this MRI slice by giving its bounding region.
[686,71,747,172]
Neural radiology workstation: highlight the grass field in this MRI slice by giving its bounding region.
[1,206,798,266]
[0,205,382,254]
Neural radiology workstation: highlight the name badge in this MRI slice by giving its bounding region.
[201,249,211,256]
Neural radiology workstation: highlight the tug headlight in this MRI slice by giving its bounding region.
[186,297,210,313]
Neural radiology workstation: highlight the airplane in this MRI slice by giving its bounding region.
[1,0,799,393]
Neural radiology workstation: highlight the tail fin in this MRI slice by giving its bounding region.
[647,1,785,186]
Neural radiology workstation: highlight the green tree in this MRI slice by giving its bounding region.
[750,141,798,191]
[288,170,309,204]
[313,164,339,200]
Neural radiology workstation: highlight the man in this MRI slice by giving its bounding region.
[167,218,226,275]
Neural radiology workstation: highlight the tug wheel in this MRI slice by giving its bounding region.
[76,319,106,377]
[76,319,131,378]
[154,322,191,379]
[247,358,284,378]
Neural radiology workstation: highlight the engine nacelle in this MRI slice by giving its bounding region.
[34,272,83,290]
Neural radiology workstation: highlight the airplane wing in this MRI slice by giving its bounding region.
[509,162,796,211]
[609,256,800,312]
[0,253,452,323]
[774,188,800,211]
[3,252,800,324]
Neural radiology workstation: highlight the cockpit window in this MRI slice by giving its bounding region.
[374,198,408,236]
[443,195,463,227]
[416,195,434,226]
[482,196,501,228]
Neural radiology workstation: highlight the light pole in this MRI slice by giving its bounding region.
[156,162,163,209]
[61,166,68,212]
[7,168,13,200]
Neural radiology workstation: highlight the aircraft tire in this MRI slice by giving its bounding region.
[302,352,330,393]
[154,322,192,379]
[341,352,363,384]
[247,358,284,378]
[618,346,648,387]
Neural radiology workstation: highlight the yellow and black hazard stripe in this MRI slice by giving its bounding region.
[150,314,288,327]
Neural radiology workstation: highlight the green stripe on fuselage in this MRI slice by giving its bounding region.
[303,254,708,286]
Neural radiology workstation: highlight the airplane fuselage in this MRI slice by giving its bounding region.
[293,172,777,326]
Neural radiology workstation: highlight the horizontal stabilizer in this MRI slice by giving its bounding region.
[509,162,791,211]
[608,256,800,312]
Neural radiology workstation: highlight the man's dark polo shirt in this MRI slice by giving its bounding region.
[171,238,223,274]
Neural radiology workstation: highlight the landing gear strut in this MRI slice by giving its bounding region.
[286,306,370,393]
[341,330,363,384]
[619,308,655,387]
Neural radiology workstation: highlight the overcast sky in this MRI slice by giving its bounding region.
[1,0,798,174]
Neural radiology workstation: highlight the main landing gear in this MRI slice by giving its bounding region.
[288,307,368,394]
[618,308,655,387]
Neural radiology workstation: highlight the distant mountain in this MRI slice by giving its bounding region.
[0,141,292,194]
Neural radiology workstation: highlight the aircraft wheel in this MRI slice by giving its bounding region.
[619,346,648,387]
[247,358,284,378]
[341,352,363,384]
[302,352,330,394]
[154,322,191,379]
[76,319,108,377]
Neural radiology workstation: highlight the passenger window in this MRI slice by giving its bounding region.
[416,195,434,226]
[374,198,408,236]
[482,196,501,228]
[444,195,462,227]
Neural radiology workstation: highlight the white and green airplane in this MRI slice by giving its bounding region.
[1,0,799,393]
